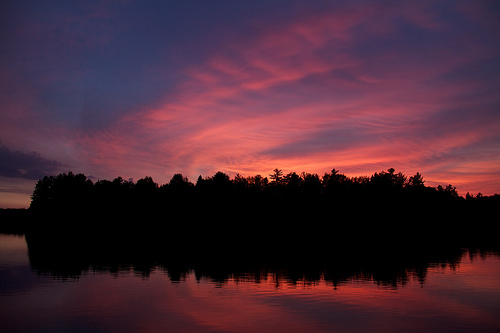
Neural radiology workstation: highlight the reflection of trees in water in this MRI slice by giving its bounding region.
[25,232,498,288]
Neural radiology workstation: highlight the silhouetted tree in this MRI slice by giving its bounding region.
[408,172,425,187]
[136,176,157,191]
[30,172,93,211]
[233,173,249,192]
[134,176,158,209]
[370,168,407,193]
[247,174,268,193]
[269,168,283,184]
[167,173,193,192]
[300,172,321,196]
[283,172,301,191]
[211,171,231,190]
[195,175,205,187]
[30,176,54,210]
[350,175,369,189]
[437,184,459,198]
[322,169,350,194]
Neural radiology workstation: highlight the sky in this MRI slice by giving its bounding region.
[1,0,499,208]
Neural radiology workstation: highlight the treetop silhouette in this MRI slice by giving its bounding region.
[29,168,498,216]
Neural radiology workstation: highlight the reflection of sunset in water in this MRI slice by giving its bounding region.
[166,255,500,332]
[1,234,499,332]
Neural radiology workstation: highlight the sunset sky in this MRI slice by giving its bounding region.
[1,0,499,208]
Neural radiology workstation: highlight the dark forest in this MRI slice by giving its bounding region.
[1,167,498,280]
[23,168,498,244]
[28,168,498,215]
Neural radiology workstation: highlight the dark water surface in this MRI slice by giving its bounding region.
[1,233,500,332]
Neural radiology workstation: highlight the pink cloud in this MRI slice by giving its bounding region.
[63,2,500,196]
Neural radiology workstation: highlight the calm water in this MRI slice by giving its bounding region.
[1,234,500,332]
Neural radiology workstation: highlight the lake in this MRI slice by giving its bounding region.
[1,233,500,332]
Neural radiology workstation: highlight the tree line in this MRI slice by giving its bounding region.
[23,167,499,265]
[30,167,495,211]
[28,167,499,233]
